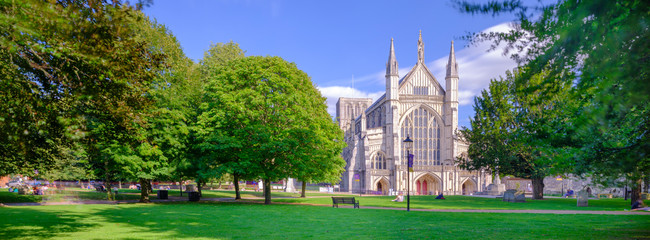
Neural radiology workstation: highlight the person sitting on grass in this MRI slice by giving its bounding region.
[435,193,445,200]
[392,194,404,202]
[631,199,650,211]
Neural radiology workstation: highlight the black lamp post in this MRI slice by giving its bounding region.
[403,136,413,212]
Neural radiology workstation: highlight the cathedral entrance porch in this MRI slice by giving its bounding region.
[461,179,477,195]
[414,173,440,195]
[374,177,390,195]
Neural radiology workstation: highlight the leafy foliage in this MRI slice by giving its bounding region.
[458,68,576,199]
[199,56,346,204]
[0,0,162,177]
[454,0,649,203]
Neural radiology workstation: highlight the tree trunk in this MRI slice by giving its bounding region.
[301,181,306,198]
[631,178,642,207]
[148,180,153,194]
[643,174,650,192]
[197,180,203,197]
[139,178,150,203]
[104,164,113,201]
[234,174,241,200]
[264,178,272,204]
[532,177,544,200]
[217,181,222,190]
[180,180,183,197]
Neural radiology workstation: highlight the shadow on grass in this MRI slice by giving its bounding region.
[92,202,373,239]
[92,202,272,239]
[0,207,97,239]
[91,201,650,239]
[0,192,42,203]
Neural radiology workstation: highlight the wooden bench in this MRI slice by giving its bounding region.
[331,197,359,208]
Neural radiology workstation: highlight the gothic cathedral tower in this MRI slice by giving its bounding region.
[444,41,459,164]
[336,33,490,195]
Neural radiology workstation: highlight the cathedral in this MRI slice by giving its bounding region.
[337,32,492,195]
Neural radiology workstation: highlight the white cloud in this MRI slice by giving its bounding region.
[431,22,519,106]
[458,90,475,105]
[318,22,519,119]
[317,86,384,117]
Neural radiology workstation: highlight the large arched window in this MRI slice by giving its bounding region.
[401,107,441,166]
[372,152,387,169]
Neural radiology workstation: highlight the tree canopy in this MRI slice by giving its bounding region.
[459,68,577,199]
[454,0,649,203]
[0,0,162,179]
[199,56,346,204]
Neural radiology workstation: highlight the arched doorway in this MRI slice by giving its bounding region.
[375,178,389,195]
[414,173,440,195]
[461,179,477,195]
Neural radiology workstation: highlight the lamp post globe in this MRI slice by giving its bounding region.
[403,136,413,212]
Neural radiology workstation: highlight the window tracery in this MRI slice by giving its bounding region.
[372,152,387,169]
[401,107,441,166]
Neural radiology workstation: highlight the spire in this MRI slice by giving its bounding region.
[446,41,458,77]
[417,30,424,63]
[386,38,398,76]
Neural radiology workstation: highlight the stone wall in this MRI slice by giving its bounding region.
[503,177,532,192]
[543,175,628,197]
[501,176,638,197]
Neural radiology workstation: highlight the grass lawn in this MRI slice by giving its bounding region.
[2,189,640,212]
[188,189,355,199]
[0,190,141,203]
[270,195,638,211]
[0,202,648,239]
[0,192,43,203]
[0,188,350,204]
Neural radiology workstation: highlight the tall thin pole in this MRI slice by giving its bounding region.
[407,149,410,212]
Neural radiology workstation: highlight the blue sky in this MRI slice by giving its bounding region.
[143,0,530,128]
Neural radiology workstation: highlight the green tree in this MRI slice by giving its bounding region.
[458,75,515,192]
[286,116,346,197]
[454,0,649,204]
[200,56,345,204]
[185,41,247,198]
[117,11,199,202]
[0,0,162,184]
[40,143,92,182]
[200,41,246,76]
[459,68,575,199]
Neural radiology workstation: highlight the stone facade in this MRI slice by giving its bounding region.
[337,33,492,195]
